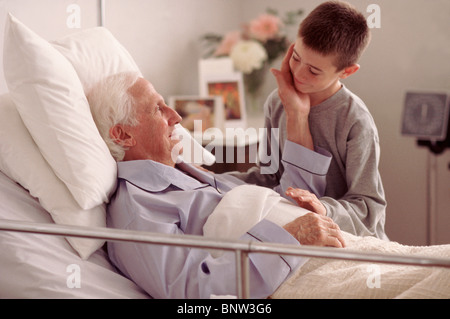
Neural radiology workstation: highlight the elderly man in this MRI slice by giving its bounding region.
[87,72,345,299]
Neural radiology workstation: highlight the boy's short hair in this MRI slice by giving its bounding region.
[299,1,370,71]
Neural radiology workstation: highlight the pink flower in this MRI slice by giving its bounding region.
[213,30,242,56]
[248,14,283,42]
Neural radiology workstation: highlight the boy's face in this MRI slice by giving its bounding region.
[289,37,357,101]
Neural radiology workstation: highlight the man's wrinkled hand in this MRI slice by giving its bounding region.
[283,213,346,248]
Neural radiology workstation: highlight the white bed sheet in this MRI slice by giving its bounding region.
[0,170,149,299]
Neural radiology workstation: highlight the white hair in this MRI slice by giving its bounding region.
[87,71,141,161]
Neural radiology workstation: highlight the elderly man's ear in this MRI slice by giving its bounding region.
[109,124,136,147]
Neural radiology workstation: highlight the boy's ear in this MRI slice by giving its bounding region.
[109,124,136,147]
[339,64,360,79]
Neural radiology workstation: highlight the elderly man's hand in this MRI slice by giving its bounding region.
[283,213,346,248]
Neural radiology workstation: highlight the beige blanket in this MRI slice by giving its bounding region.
[203,185,450,299]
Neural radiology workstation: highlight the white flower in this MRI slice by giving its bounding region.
[229,40,268,74]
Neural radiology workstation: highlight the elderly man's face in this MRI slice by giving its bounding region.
[114,78,182,166]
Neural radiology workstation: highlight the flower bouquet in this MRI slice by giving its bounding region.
[202,8,303,112]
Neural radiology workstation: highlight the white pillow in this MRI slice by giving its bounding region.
[52,27,142,93]
[1,14,142,259]
[3,13,117,210]
[0,94,105,259]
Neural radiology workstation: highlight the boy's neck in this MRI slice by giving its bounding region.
[309,80,343,107]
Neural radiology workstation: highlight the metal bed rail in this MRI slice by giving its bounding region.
[1,219,450,299]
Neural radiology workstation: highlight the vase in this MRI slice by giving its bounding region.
[245,91,263,116]
[244,64,268,116]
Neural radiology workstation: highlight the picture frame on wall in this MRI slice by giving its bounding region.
[168,95,224,132]
[200,72,247,128]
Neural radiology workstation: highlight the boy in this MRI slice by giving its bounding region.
[231,1,387,239]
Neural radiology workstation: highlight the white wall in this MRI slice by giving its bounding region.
[1,0,449,245]
[104,0,244,98]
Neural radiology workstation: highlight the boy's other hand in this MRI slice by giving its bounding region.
[285,187,326,216]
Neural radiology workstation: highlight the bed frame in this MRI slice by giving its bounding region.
[1,219,449,299]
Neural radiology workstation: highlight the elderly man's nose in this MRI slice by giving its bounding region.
[167,107,182,124]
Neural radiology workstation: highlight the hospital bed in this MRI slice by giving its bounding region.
[1,14,449,299]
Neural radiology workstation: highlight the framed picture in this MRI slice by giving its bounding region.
[200,72,247,128]
[168,95,224,132]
